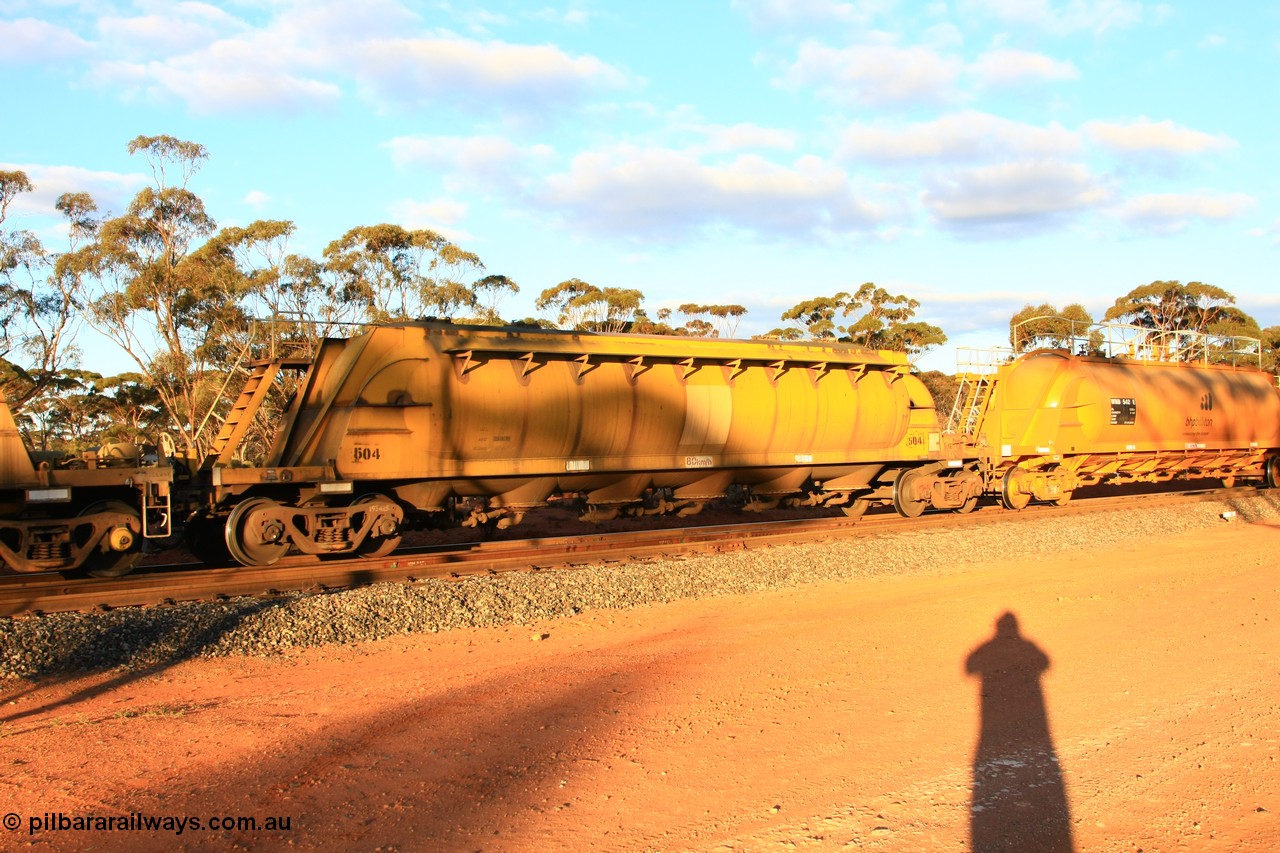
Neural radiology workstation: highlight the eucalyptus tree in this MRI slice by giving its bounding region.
[588,288,644,333]
[1103,281,1255,335]
[246,252,360,361]
[630,307,682,336]
[770,284,946,357]
[1103,280,1259,362]
[1260,326,1280,374]
[775,292,850,340]
[841,283,945,356]
[536,278,601,329]
[1008,303,1101,353]
[0,170,86,410]
[323,224,488,323]
[63,135,265,458]
[12,369,105,453]
[202,219,304,359]
[678,303,747,338]
[535,279,644,332]
[93,372,167,441]
[471,274,520,325]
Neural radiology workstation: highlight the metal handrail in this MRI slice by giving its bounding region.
[1009,316,1261,367]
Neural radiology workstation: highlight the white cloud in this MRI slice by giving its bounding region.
[351,36,630,110]
[532,7,592,27]
[924,21,965,48]
[0,17,92,63]
[781,40,963,107]
[959,0,1146,35]
[386,135,525,170]
[453,8,512,36]
[243,189,271,208]
[840,112,1080,163]
[1084,118,1235,155]
[923,160,1109,226]
[0,162,146,219]
[699,123,798,153]
[1246,218,1280,247]
[732,0,896,28]
[538,145,888,241]
[270,0,423,43]
[98,2,247,59]
[388,198,472,243]
[384,134,555,196]
[779,41,1078,108]
[1113,192,1256,233]
[21,1,629,117]
[93,50,344,115]
[970,48,1079,88]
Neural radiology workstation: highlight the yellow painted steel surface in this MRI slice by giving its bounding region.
[263,322,940,508]
[980,350,1280,476]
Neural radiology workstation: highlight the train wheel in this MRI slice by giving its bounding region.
[892,470,928,519]
[80,500,142,578]
[1264,457,1280,489]
[1051,490,1073,507]
[353,493,402,558]
[841,497,870,519]
[225,498,289,567]
[956,495,979,514]
[1001,467,1031,511]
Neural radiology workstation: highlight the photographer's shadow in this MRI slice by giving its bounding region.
[965,611,1074,853]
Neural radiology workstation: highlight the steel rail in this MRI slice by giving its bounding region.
[0,486,1264,618]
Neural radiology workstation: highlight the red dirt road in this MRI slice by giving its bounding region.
[2,517,1279,851]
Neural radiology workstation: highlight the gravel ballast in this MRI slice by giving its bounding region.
[3,494,1277,680]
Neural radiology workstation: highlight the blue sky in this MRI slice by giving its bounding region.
[2,0,1278,373]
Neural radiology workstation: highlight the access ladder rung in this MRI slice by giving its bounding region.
[205,362,287,466]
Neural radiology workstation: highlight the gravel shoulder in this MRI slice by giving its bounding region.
[1,494,1279,851]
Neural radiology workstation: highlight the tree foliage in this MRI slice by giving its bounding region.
[0,171,86,409]
[536,280,645,333]
[677,303,747,338]
[916,370,960,412]
[1258,325,1280,374]
[323,224,492,323]
[1008,303,1102,353]
[769,283,946,356]
[472,274,520,325]
[64,135,249,456]
[1103,280,1256,335]
[1099,280,1261,363]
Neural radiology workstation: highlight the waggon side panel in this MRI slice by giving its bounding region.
[253,323,937,493]
[980,350,1280,478]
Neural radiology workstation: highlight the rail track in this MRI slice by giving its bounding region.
[0,486,1264,618]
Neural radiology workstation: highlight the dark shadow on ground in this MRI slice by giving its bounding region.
[16,655,659,851]
[965,611,1074,853]
[0,594,295,724]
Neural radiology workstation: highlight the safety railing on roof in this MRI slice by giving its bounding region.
[955,346,1016,377]
[1009,316,1262,367]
